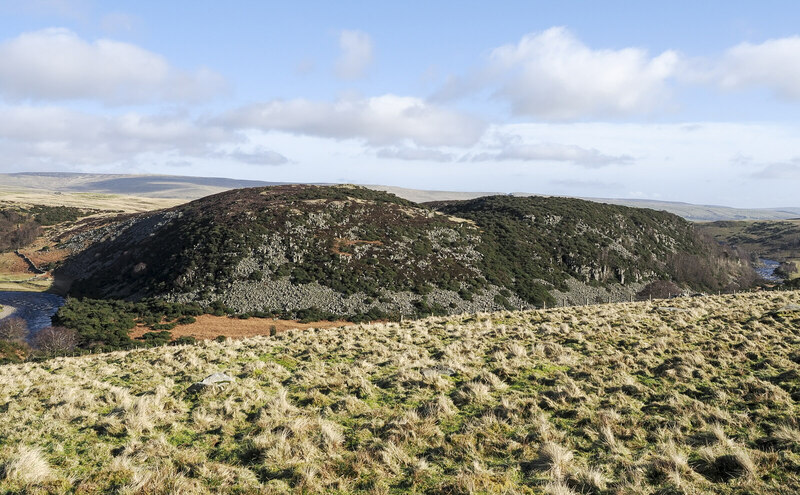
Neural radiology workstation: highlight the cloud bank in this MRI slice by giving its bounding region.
[469,141,633,167]
[0,105,291,169]
[220,94,485,147]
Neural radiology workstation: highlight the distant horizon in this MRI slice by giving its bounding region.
[0,2,798,207]
[3,170,800,214]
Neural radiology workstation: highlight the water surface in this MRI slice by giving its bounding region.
[755,258,782,283]
[0,291,65,335]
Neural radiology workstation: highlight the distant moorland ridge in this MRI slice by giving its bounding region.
[2,172,800,221]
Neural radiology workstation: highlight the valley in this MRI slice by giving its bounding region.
[0,182,774,354]
[699,220,800,282]
[0,182,797,494]
[4,5,800,494]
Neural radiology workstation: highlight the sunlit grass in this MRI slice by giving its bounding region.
[0,275,52,292]
[0,290,798,493]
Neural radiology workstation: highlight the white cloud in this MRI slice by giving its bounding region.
[0,28,225,104]
[488,27,680,119]
[436,27,680,120]
[376,146,454,162]
[216,146,289,166]
[0,105,249,168]
[335,30,373,80]
[468,141,632,167]
[751,159,800,180]
[220,94,486,147]
[714,37,800,99]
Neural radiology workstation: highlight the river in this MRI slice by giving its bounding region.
[0,291,65,335]
[755,258,783,283]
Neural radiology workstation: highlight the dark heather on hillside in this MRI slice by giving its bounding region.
[429,195,753,301]
[57,185,752,316]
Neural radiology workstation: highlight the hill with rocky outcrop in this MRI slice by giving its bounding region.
[56,184,754,318]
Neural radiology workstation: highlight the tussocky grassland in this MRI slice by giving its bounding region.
[0,291,799,494]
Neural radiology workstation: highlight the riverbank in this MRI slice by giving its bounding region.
[0,304,15,319]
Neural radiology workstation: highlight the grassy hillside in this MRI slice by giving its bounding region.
[1,291,798,494]
[58,186,751,323]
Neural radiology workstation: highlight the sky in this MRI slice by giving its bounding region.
[1,1,800,207]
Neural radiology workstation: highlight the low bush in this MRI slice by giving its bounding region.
[53,298,212,351]
[0,317,28,342]
[33,326,78,354]
[636,280,682,301]
[141,331,171,346]
[173,336,197,345]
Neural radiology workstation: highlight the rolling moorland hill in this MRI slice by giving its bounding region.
[56,185,753,319]
[0,291,798,493]
[4,172,800,221]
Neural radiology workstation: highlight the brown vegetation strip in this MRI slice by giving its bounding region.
[0,253,29,274]
[22,248,70,267]
[129,314,351,341]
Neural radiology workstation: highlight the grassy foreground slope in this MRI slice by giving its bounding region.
[1,292,799,494]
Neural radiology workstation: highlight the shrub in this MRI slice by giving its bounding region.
[141,331,171,346]
[494,294,514,309]
[296,307,336,323]
[0,317,28,342]
[0,340,29,364]
[30,205,86,225]
[413,299,448,317]
[781,278,800,290]
[151,322,176,331]
[775,261,798,279]
[173,336,197,345]
[350,307,389,323]
[636,280,682,301]
[32,326,77,354]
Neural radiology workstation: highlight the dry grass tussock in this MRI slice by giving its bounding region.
[0,291,799,493]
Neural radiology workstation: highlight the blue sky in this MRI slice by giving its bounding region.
[1,1,800,207]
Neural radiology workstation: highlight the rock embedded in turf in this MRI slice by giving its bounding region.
[189,372,235,392]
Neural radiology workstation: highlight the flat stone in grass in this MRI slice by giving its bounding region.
[188,372,235,392]
[422,364,456,377]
